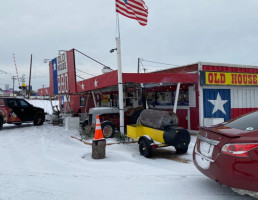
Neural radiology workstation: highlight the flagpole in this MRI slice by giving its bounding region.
[116,15,125,135]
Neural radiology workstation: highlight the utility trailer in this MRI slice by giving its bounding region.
[127,109,191,158]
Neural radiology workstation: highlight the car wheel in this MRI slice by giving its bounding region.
[34,112,45,126]
[0,118,3,130]
[101,121,115,138]
[139,138,152,158]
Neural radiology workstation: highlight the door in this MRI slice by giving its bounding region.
[7,99,22,122]
[18,99,34,121]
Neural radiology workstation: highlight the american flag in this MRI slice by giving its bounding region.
[116,0,148,26]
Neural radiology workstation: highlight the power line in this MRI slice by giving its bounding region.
[142,59,179,67]
[141,64,173,68]
[74,49,110,68]
[76,69,96,77]
[76,74,85,80]
[0,69,13,75]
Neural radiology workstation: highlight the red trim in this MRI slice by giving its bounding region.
[75,71,198,93]
[157,64,199,73]
[203,65,258,73]
[123,73,198,84]
[76,70,118,93]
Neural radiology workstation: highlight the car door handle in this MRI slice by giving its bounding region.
[21,108,24,112]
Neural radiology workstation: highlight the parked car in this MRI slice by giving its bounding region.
[0,97,45,130]
[193,111,258,194]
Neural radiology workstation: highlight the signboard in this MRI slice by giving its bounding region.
[45,49,76,96]
[52,58,58,95]
[200,71,258,86]
[57,52,69,94]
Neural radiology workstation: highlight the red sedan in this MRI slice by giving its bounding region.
[193,111,258,194]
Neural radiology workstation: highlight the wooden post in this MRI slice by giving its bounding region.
[92,140,106,159]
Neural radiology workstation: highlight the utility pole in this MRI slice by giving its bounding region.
[11,76,16,97]
[28,54,32,99]
[137,58,140,73]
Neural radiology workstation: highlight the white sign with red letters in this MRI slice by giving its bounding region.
[57,52,69,94]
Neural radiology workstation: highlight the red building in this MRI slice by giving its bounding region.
[38,49,258,132]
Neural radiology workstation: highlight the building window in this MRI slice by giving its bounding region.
[80,97,85,107]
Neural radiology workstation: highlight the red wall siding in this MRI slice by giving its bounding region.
[231,108,258,118]
[176,109,188,129]
[190,85,199,131]
[62,94,96,114]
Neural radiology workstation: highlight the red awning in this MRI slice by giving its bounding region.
[76,70,198,93]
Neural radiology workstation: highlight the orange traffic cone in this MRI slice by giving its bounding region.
[93,115,104,140]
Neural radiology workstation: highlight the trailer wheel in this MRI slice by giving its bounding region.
[101,121,115,138]
[139,138,152,158]
[176,145,188,154]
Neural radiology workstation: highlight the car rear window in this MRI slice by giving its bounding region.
[224,111,258,131]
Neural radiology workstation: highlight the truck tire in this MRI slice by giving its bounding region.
[101,121,115,138]
[176,143,188,154]
[34,112,45,126]
[139,137,153,158]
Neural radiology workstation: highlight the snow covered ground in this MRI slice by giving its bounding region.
[0,99,255,199]
[0,122,255,200]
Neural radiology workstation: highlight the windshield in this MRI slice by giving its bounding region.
[224,111,258,131]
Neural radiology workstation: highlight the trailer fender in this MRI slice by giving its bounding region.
[138,136,154,158]
[138,135,153,143]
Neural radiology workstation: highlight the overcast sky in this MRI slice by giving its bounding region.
[1,0,258,91]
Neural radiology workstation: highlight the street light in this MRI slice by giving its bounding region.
[43,59,51,63]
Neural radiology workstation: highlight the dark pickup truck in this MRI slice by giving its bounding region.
[0,97,45,130]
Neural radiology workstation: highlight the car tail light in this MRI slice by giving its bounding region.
[222,143,258,157]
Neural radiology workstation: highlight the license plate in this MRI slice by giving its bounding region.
[199,141,214,158]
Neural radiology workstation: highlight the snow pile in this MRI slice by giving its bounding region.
[28,99,59,114]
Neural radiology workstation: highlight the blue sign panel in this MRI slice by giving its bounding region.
[203,89,231,121]
[52,58,58,95]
